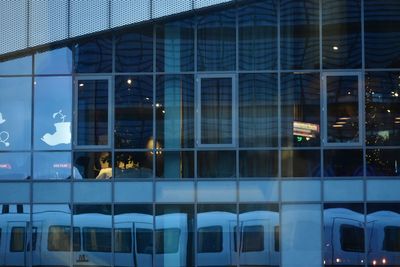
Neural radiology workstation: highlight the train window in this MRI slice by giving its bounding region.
[340,224,365,252]
[48,226,71,251]
[155,228,181,254]
[83,227,111,252]
[73,227,81,251]
[115,228,132,253]
[274,226,280,252]
[32,227,37,251]
[136,228,153,254]
[242,225,264,252]
[10,227,25,252]
[198,226,223,253]
[383,226,400,251]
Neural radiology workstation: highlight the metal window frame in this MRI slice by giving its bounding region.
[322,71,363,147]
[73,75,113,149]
[195,73,237,148]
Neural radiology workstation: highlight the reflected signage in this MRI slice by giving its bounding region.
[293,121,319,138]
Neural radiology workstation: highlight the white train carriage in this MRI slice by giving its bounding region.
[323,208,365,266]
[367,211,400,266]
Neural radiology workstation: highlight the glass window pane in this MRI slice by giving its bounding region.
[74,36,112,73]
[281,73,320,147]
[322,0,361,69]
[0,55,32,75]
[33,152,71,179]
[73,151,112,179]
[155,204,194,267]
[115,152,153,178]
[366,72,400,146]
[282,150,321,177]
[326,75,359,144]
[324,149,363,177]
[156,151,194,179]
[156,20,194,72]
[198,151,236,178]
[33,205,71,265]
[365,0,400,68]
[115,76,153,149]
[34,77,72,150]
[367,149,400,176]
[323,203,365,266]
[156,75,194,148]
[114,204,153,267]
[197,204,236,266]
[34,47,72,75]
[0,77,31,150]
[77,79,109,146]
[239,73,278,147]
[239,150,278,177]
[73,205,111,265]
[0,152,30,180]
[238,0,277,70]
[282,204,322,267]
[115,27,153,72]
[280,0,319,70]
[200,77,233,145]
[197,8,236,71]
[367,203,400,266]
[239,204,280,266]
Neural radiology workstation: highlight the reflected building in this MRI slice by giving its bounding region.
[0,0,400,266]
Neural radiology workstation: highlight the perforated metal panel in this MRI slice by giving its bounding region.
[152,0,192,19]
[29,0,68,47]
[0,0,28,55]
[111,0,151,28]
[70,0,109,38]
[194,0,233,9]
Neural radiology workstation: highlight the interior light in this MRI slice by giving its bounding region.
[395,92,399,97]
[79,83,84,87]
[336,121,346,124]
[162,110,166,114]
[336,258,341,263]
[332,125,343,128]
[339,117,350,120]
[145,97,150,101]
[333,46,339,51]
[382,258,387,264]
[373,260,377,266]
[347,91,351,95]
[127,79,132,85]
[387,109,391,113]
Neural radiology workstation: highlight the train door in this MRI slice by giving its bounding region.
[332,218,365,264]
[5,221,29,266]
[239,219,275,266]
[134,222,153,267]
[31,222,42,266]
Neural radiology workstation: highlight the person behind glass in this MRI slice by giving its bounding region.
[96,152,112,179]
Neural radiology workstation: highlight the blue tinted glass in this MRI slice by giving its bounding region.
[282,150,321,177]
[33,152,71,179]
[74,151,112,179]
[0,77,31,150]
[34,77,72,150]
[116,27,153,72]
[280,0,319,70]
[365,0,400,68]
[156,75,194,148]
[156,151,194,178]
[281,73,320,147]
[197,8,236,71]
[324,149,363,177]
[322,0,361,69]
[35,47,72,74]
[366,72,400,146]
[239,73,278,147]
[74,36,112,73]
[198,151,236,178]
[156,20,194,72]
[238,0,277,70]
[0,55,32,75]
[239,150,278,177]
[367,149,400,176]
[77,79,109,146]
[115,76,153,149]
[0,152,30,179]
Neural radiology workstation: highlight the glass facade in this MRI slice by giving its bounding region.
[0,0,400,266]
